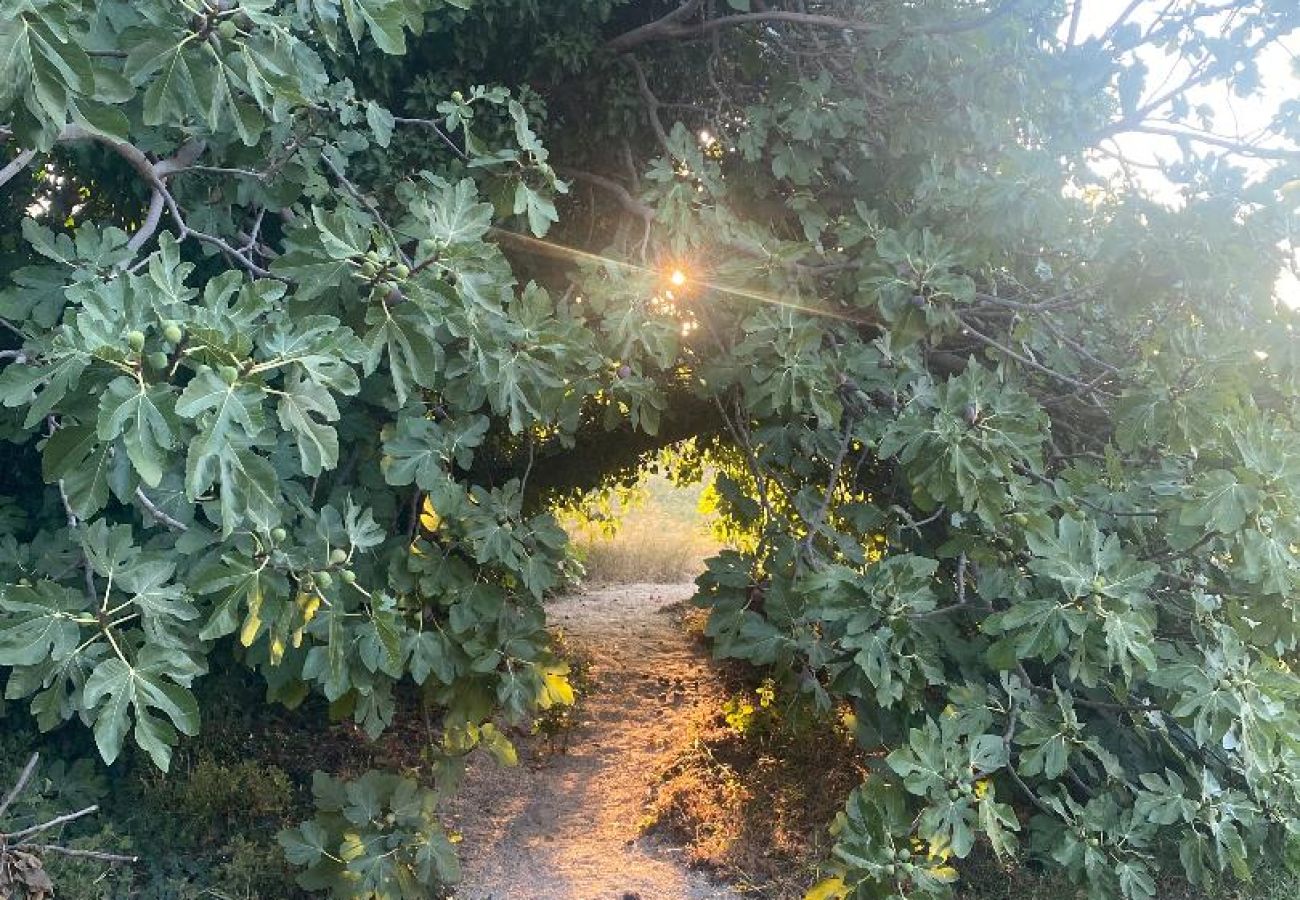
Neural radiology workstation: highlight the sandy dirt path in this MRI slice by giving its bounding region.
[444,583,740,900]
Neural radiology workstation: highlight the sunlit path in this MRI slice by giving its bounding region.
[445,584,739,900]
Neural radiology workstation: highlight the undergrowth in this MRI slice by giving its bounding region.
[640,615,1300,900]
[641,613,867,898]
[0,652,461,899]
[0,616,607,900]
[530,627,597,757]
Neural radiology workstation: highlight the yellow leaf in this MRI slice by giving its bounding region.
[542,669,575,707]
[926,834,953,862]
[340,832,366,862]
[929,865,959,883]
[297,591,321,625]
[805,875,849,900]
[420,496,441,532]
[239,609,262,647]
[480,723,519,767]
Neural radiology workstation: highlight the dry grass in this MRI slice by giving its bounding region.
[559,473,722,585]
[641,659,867,899]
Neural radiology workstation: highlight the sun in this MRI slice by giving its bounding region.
[668,269,687,288]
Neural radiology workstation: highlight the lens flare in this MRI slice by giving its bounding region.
[669,269,687,287]
[488,227,873,326]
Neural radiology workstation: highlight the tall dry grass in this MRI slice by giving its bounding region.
[557,473,722,584]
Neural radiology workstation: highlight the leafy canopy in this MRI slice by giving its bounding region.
[3,1,1300,898]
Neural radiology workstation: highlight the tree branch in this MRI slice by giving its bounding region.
[21,844,139,863]
[555,166,654,221]
[607,0,1018,51]
[126,190,167,255]
[6,805,99,842]
[609,9,872,51]
[0,753,39,821]
[0,148,36,190]
[800,416,853,560]
[392,116,469,161]
[1111,124,1300,161]
[320,150,412,267]
[625,55,671,152]
[958,316,1116,398]
[0,125,275,276]
[1065,0,1083,48]
[134,487,188,532]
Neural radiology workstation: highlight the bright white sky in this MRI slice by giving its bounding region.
[1066,2,1300,305]
[1073,2,1298,175]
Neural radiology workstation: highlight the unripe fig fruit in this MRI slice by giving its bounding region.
[146,351,169,371]
[217,19,237,39]
[329,548,348,565]
[340,569,357,584]
[312,570,333,589]
[127,330,146,352]
[394,263,410,279]
[451,90,464,102]
[219,365,239,385]
[271,527,288,543]
[163,323,183,344]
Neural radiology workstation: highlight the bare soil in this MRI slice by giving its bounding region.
[444,583,741,900]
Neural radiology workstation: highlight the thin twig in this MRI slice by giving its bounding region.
[0,754,39,821]
[555,166,653,221]
[0,148,37,189]
[1002,699,1055,816]
[625,56,671,153]
[320,151,412,267]
[56,476,99,606]
[959,317,1115,398]
[393,116,469,161]
[20,844,139,863]
[6,805,99,841]
[800,419,853,559]
[134,487,188,532]
[607,0,1017,51]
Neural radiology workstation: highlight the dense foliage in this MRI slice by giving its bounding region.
[3,0,1300,897]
